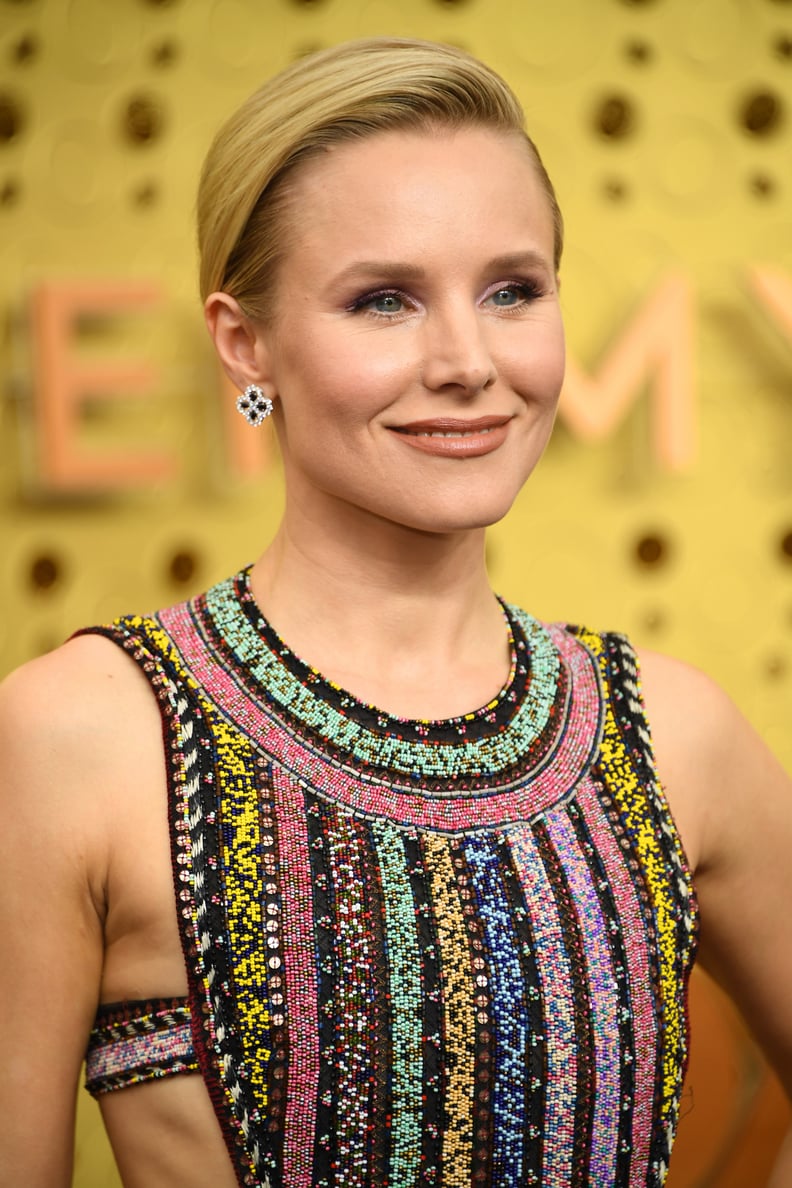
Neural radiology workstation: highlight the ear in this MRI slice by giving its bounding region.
[204,292,272,391]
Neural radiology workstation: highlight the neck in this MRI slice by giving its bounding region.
[248,496,509,719]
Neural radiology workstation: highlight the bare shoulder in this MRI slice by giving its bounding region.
[1,632,161,774]
[1,631,156,737]
[636,647,792,1095]
[0,633,166,892]
[635,647,789,870]
[636,645,740,764]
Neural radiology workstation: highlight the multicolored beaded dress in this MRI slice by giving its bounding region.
[82,567,698,1188]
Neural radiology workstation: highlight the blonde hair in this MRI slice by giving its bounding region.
[198,37,563,320]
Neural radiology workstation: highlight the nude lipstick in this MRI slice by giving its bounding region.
[390,415,512,458]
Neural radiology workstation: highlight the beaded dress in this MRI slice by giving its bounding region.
[82,567,698,1188]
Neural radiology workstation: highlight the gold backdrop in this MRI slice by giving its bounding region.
[0,0,790,1183]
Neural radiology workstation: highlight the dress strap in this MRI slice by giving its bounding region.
[85,997,198,1097]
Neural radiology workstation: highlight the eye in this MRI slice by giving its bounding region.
[350,290,408,316]
[490,287,521,307]
[485,281,544,310]
[370,293,404,314]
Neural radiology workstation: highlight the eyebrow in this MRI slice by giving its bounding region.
[331,260,427,287]
[330,250,552,288]
[482,250,553,273]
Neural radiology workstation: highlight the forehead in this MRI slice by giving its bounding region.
[281,127,556,270]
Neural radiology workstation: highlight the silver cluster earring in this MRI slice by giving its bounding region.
[236,384,274,427]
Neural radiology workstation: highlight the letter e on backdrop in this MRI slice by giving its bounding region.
[31,281,175,493]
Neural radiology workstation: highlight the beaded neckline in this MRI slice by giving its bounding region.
[198,569,569,784]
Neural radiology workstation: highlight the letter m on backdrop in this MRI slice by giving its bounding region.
[559,274,695,471]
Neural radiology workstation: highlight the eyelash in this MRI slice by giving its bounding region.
[347,280,547,318]
[347,289,412,316]
[486,280,547,310]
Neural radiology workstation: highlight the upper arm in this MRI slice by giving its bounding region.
[639,649,792,1098]
[0,639,133,1185]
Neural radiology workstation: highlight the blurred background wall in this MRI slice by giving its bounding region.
[0,0,790,1183]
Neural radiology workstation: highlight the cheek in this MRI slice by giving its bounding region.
[506,322,566,403]
[292,337,413,422]
[544,325,566,395]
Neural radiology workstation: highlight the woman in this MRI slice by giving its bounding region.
[1,37,790,1188]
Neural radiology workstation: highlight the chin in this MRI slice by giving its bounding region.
[392,492,520,536]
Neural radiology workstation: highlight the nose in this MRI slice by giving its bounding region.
[420,302,497,395]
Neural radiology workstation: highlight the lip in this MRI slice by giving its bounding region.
[389,415,513,458]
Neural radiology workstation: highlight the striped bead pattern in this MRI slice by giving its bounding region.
[81,569,698,1187]
[85,999,197,1095]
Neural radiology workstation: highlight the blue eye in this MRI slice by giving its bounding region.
[490,287,521,307]
[369,293,404,313]
[351,291,406,315]
[488,282,545,309]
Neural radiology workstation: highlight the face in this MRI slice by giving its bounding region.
[254,126,565,536]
